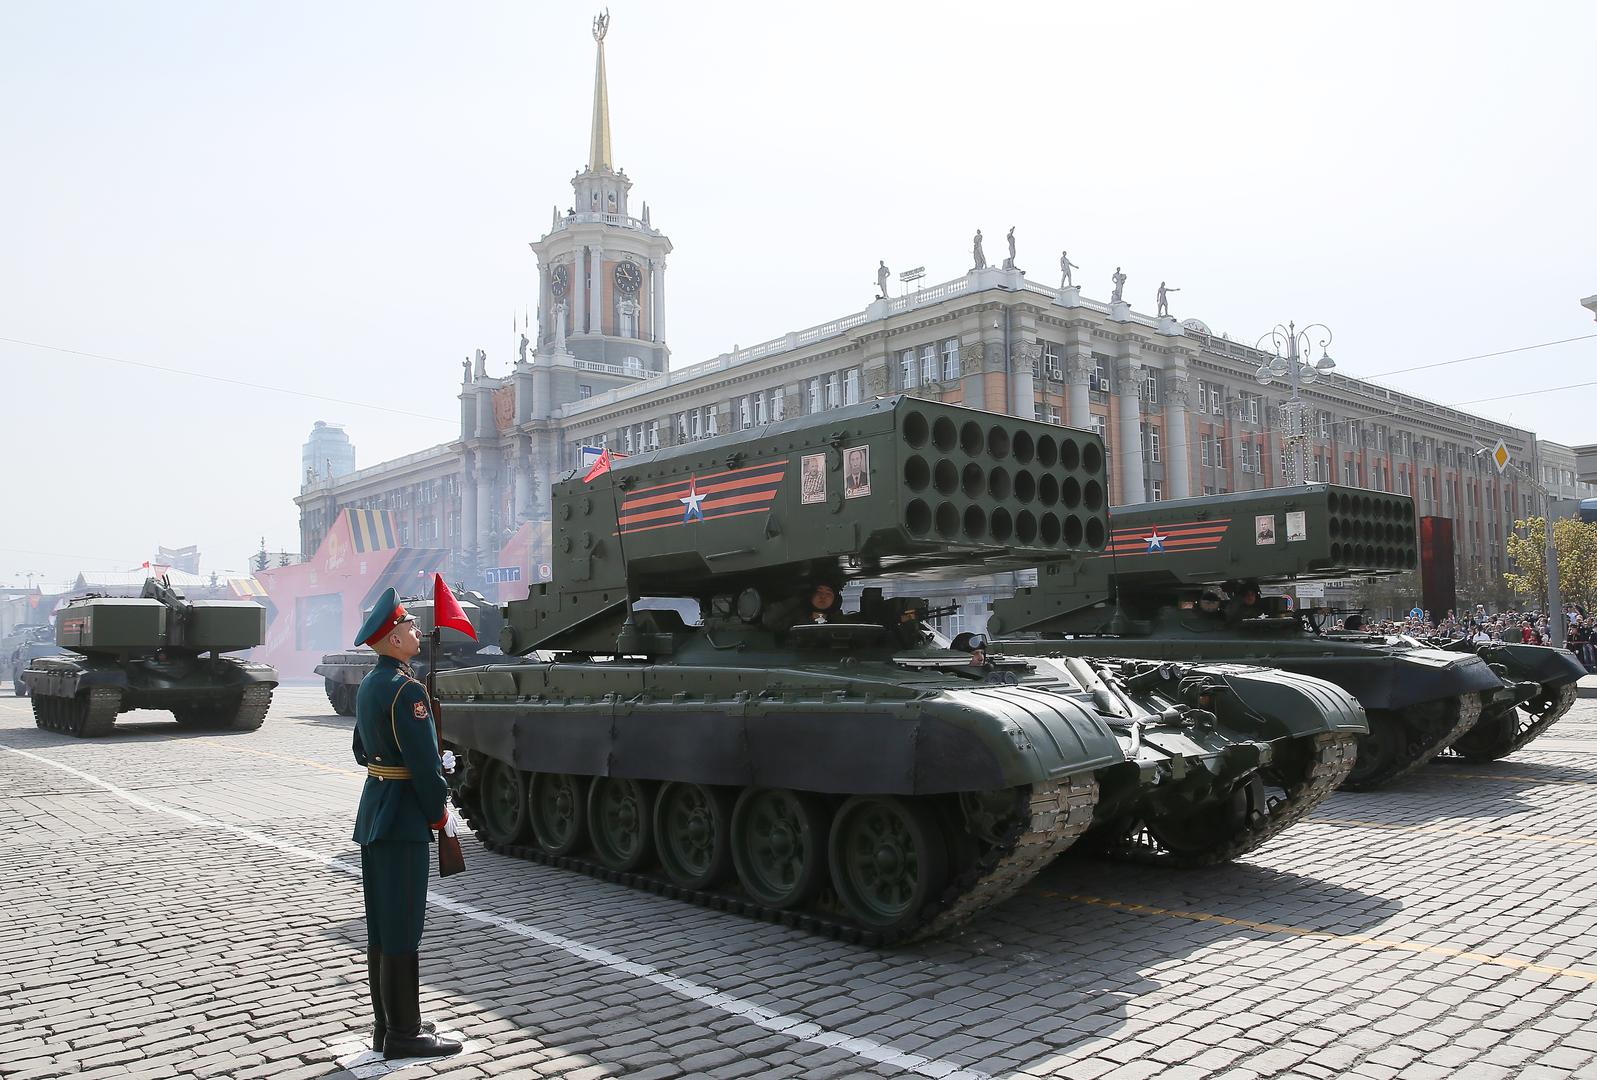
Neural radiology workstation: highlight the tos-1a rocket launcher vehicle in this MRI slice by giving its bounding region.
[434,396,1365,944]
[314,592,501,715]
[22,577,277,737]
[988,485,1529,789]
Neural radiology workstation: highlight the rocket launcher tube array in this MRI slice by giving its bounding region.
[507,396,1110,652]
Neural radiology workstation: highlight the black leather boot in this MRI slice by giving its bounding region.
[370,947,435,1051]
[380,952,461,1059]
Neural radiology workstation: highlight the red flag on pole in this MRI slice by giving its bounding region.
[431,574,477,640]
[583,448,613,484]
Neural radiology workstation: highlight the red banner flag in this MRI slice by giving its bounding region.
[431,574,477,640]
[583,448,613,484]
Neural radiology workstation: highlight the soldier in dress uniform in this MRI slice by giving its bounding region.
[350,588,463,1059]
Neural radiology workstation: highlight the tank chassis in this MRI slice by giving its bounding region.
[22,577,277,738]
[1418,635,1584,761]
[989,485,1508,790]
[314,592,500,716]
[434,396,1364,943]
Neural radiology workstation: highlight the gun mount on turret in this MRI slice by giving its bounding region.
[435,397,1364,943]
[22,577,278,737]
[988,486,1547,788]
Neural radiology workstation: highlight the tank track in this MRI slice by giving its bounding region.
[1450,683,1578,762]
[230,685,274,731]
[1108,731,1359,868]
[32,688,122,738]
[456,773,1099,947]
[1342,693,1482,792]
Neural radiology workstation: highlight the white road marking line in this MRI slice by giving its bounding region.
[0,744,989,1080]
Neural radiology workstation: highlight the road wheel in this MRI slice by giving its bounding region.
[587,776,654,871]
[477,759,530,846]
[654,782,734,890]
[528,772,587,856]
[730,787,829,910]
[1343,713,1405,789]
[1450,709,1518,762]
[828,795,948,934]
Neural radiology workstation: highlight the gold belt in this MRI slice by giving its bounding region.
[367,764,412,780]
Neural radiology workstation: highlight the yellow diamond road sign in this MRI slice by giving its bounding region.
[1491,439,1511,474]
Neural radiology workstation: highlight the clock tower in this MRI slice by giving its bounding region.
[532,11,672,376]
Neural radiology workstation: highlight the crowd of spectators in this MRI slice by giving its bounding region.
[1330,605,1597,671]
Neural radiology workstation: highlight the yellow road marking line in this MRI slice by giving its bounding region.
[1045,891,1597,984]
[1443,771,1597,786]
[223,745,365,779]
[1309,817,1597,847]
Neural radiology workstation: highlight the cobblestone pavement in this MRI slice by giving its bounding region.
[4,681,1597,1080]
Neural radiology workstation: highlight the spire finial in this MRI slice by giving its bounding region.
[588,10,613,172]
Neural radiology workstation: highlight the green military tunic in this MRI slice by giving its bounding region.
[351,654,448,954]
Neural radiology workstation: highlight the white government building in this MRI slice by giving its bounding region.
[297,16,1549,623]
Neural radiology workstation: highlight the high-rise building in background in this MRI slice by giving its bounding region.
[302,421,356,485]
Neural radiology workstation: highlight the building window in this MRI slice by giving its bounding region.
[1090,415,1106,438]
[647,420,659,449]
[739,396,752,429]
[773,387,785,420]
[754,392,767,425]
[579,384,593,399]
[1041,342,1060,379]
[706,408,719,436]
[1090,360,1106,392]
[1318,411,1331,439]
[921,344,937,385]
[624,427,634,452]
[943,339,960,381]
[845,368,861,405]
[1143,372,1159,404]
[1243,394,1259,424]
[826,372,841,409]
[1240,443,1254,474]
[1151,480,1163,502]
[1197,384,1209,413]
[900,349,917,389]
[808,377,822,414]
[1201,433,1212,465]
[691,409,702,439]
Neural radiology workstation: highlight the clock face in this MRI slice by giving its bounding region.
[614,260,642,296]
[550,264,569,299]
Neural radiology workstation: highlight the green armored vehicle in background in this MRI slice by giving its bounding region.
[989,486,1515,789]
[1412,634,1583,761]
[435,397,1364,943]
[314,591,501,715]
[22,577,277,737]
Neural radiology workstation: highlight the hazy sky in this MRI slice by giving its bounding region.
[3,1,1594,590]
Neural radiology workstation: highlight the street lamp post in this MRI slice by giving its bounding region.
[1254,321,1335,486]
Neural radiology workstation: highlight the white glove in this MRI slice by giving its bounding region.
[444,806,461,838]
[441,750,457,774]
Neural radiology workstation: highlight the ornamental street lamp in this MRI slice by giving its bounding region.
[1254,321,1335,486]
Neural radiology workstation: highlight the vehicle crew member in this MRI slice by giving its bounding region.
[351,588,462,1059]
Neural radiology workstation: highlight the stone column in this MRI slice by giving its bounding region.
[513,438,531,524]
[1064,351,1093,429]
[571,249,587,336]
[651,257,666,343]
[589,244,605,336]
[1163,369,1192,500]
[960,342,986,411]
[1114,357,1146,504]
[476,454,495,566]
[460,452,478,570]
[1009,343,1037,419]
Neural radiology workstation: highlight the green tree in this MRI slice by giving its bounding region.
[1503,517,1597,611]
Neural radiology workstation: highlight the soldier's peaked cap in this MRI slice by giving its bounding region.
[355,586,415,647]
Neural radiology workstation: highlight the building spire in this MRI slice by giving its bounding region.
[587,10,613,173]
